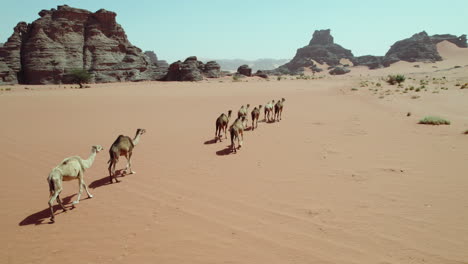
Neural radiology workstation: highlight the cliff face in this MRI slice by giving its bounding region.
[0,5,164,85]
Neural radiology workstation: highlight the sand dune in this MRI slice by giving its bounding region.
[1,44,468,264]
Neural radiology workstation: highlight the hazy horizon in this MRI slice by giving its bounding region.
[1,0,467,63]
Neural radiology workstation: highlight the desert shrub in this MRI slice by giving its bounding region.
[69,69,92,88]
[411,95,420,99]
[5,87,12,91]
[464,130,468,135]
[419,116,451,125]
[277,76,282,81]
[232,74,241,82]
[376,82,381,87]
[387,74,405,85]
[461,83,468,89]
[351,88,358,91]
[415,88,421,92]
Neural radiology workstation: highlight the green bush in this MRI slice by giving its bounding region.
[69,69,92,88]
[419,116,451,125]
[387,74,405,85]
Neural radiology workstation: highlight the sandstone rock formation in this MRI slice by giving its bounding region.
[280,29,354,73]
[382,31,442,66]
[237,64,252,76]
[275,30,467,74]
[0,5,164,85]
[163,56,220,81]
[144,51,158,64]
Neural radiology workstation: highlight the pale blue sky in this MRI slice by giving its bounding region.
[1,0,466,62]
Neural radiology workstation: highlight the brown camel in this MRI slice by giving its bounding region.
[108,128,146,183]
[215,110,232,142]
[229,116,245,153]
[251,105,263,130]
[274,98,286,121]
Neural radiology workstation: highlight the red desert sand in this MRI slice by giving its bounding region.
[1,41,467,264]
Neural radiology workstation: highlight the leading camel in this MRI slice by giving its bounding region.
[47,145,103,222]
[108,128,146,184]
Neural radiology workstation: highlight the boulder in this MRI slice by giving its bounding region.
[329,66,350,75]
[204,61,221,78]
[237,64,252,76]
[254,70,268,78]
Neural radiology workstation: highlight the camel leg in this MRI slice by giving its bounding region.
[112,160,120,183]
[224,126,228,140]
[48,190,59,221]
[108,160,115,183]
[73,171,85,205]
[127,152,136,174]
[56,194,67,211]
[48,178,62,221]
[82,178,93,198]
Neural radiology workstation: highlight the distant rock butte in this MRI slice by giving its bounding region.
[276,29,467,74]
[164,56,221,81]
[0,5,165,85]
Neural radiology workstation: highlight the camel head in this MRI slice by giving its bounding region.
[258,105,263,110]
[246,104,250,109]
[227,110,232,118]
[136,128,146,136]
[92,145,104,153]
[281,98,286,102]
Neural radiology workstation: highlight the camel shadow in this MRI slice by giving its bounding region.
[265,120,276,124]
[216,146,235,156]
[19,194,77,226]
[89,169,127,189]
[204,138,218,145]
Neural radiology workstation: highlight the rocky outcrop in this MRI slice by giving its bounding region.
[431,34,467,48]
[382,31,442,66]
[281,29,355,72]
[163,56,221,81]
[354,55,384,69]
[144,51,158,64]
[204,61,221,78]
[237,64,252,76]
[254,70,268,79]
[276,29,467,73]
[0,5,164,85]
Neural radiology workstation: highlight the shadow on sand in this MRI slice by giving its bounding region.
[204,138,218,145]
[88,169,126,189]
[19,194,77,226]
[216,145,235,156]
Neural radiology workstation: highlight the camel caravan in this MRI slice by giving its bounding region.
[46,98,284,222]
[215,98,286,153]
[47,129,146,222]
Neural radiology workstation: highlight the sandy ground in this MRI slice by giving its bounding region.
[1,41,467,264]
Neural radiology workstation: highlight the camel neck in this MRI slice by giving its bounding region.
[82,150,97,169]
[133,133,141,146]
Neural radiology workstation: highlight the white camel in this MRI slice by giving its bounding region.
[47,145,103,222]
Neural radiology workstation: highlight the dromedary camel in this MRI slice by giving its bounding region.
[108,128,146,184]
[47,145,104,222]
[215,110,232,142]
[274,98,286,121]
[264,100,275,122]
[237,104,250,127]
[229,116,246,153]
[251,105,262,130]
